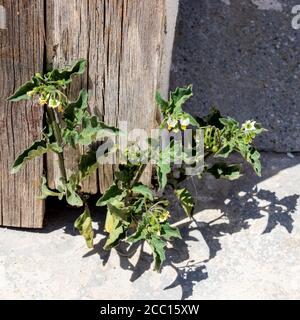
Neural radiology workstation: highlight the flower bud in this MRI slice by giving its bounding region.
[159,210,170,223]
[39,96,48,106]
[49,98,60,109]
[27,90,35,97]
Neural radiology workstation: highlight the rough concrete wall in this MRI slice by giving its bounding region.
[170,0,300,152]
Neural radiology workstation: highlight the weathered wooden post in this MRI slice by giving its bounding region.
[0,0,178,227]
[0,0,45,228]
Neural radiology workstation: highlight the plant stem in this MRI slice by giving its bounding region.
[130,164,147,188]
[46,107,67,182]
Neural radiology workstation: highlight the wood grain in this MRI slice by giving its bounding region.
[0,0,45,228]
[45,0,98,194]
[46,0,166,193]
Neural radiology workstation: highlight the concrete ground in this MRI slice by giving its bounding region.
[0,152,299,300]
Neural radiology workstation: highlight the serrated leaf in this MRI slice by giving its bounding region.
[8,79,37,102]
[62,129,79,149]
[65,184,83,207]
[161,222,182,241]
[132,198,145,215]
[156,91,169,114]
[175,188,194,217]
[78,150,98,181]
[76,115,120,146]
[157,163,171,190]
[214,144,233,158]
[107,203,129,221]
[156,141,180,190]
[48,142,63,153]
[37,176,63,200]
[170,85,193,114]
[96,184,124,206]
[97,121,121,139]
[148,236,166,271]
[186,113,200,128]
[74,207,94,248]
[239,145,262,176]
[131,183,154,201]
[127,220,147,243]
[115,164,139,184]
[47,59,86,83]
[104,219,128,250]
[250,149,262,176]
[11,140,48,174]
[207,163,242,181]
[219,117,239,129]
[104,207,116,233]
[63,89,88,126]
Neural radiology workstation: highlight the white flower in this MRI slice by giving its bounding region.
[242,120,256,132]
[180,117,190,130]
[167,117,178,131]
[49,98,60,109]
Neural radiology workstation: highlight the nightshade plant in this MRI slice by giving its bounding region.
[8,59,265,271]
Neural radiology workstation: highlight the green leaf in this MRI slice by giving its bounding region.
[175,188,194,217]
[249,149,262,176]
[63,89,88,126]
[96,184,124,207]
[131,183,154,201]
[8,79,37,102]
[104,219,128,250]
[78,150,98,181]
[37,176,63,200]
[170,85,193,114]
[156,141,180,190]
[238,145,262,176]
[219,117,239,129]
[11,140,48,174]
[115,164,139,185]
[65,184,83,207]
[74,207,94,248]
[207,163,242,181]
[48,142,63,153]
[131,198,145,215]
[47,59,87,83]
[148,236,166,271]
[161,222,182,241]
[62,88,90,147]
[157,163,171,190]
[76,115,120,146]
[186,113,200,128]
[214,144,233,158]
[96,121,121,139]
[127,220,147,243]
[155,91,169,114]
[107,203,129,221]
[62,129,79,149]
[104,207,116,233]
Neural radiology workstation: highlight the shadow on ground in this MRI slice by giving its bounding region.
[6,153,299,300]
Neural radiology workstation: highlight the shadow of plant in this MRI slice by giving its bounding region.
[191,186,299,261]
[104,166,299,299]
[39,154,299,300]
